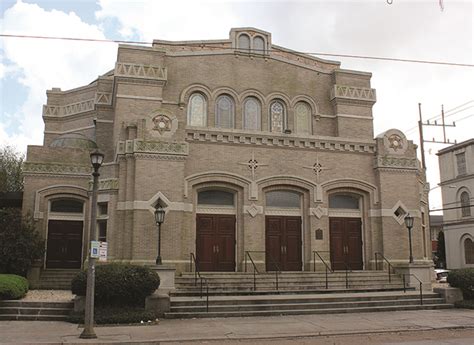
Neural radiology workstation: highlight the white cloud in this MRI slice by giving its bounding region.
[1,0,117,152]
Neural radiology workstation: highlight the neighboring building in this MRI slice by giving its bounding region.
[438,139,474,269]
[430,215,443,256]
[22,28,431,279]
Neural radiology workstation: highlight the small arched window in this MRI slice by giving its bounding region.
[295,102,312,135]
[266,190,301,208]
[238,34,250,50]
[215,95,235,128]
[243,97,261,130]
[329,194,360,209]
[50,199,84,213]
[187,93,207,127]
[269,100,286,133]
[198,190,234,206]
[461,191,471,217]
[464,238,474,264]
[253,36,265,54]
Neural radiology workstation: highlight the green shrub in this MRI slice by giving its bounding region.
[66,306,158,324]
[447,268,474,300]
[71,263,160,307]
[0,274,29,300]
[455,300,474,309]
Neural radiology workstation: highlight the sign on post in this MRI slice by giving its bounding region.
[90,241,100,258]
[99,242,108,262]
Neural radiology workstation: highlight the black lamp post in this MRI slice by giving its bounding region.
[154,204,166,265]
[80,150,104,339]
[404,213,415,264]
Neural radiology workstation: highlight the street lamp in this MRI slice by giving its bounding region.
[154,204,166,265]
[404,213,415,264]
[80,150,104,339]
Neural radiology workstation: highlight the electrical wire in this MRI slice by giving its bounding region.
[1,33,474,68]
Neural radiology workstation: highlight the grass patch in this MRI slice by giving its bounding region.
[454,300,474,309]
[66,306,159,325]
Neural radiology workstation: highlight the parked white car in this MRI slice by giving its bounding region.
[434,269,450,283]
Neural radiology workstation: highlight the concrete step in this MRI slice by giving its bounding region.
[0,300,73,321]
[0,314,68,321]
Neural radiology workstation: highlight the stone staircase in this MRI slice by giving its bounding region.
[34,269,80,290]
[0,300,73,321]
[166,271,453,318]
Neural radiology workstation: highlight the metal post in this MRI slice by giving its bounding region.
[156,223,162,265]
[402,274,406,293]
[420,282,423,305]
[245,252,247,272]
[80,168,100,339]
[418,103,427,171]
[408,226,414,263]
[375,253,378,270]
[206,281,209,312]
[325,266,328,289]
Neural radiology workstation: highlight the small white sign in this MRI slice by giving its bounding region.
[90,241,100,258]
[99,241,108,262]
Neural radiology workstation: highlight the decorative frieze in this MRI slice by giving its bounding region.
[43,92,112,117]
[23,162,90,175]
[330,85,376,103]
[90,178,119,191]
[375,156,418,170]
[115,63,167,81]
[116,139,189,157]
[186,129,376,154]
[95,92,113,105]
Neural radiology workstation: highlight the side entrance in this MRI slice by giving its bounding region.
[196,214,236,271]
[265,216,302,271]
[46,220,83,269]
[329,217,363,270]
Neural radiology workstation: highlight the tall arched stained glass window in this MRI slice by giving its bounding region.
[269,100,285,133]
[187,93,207,127]
[238,34,250,50]
[295,102,312,135]
[464,238,474,264]
[243,97,261,130]
[461,191,471,217]
[253,36,265,54]
[215,95,235,128]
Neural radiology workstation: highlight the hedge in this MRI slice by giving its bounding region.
[0,274,29,300]
[71,263,160,307]
[447,268,474,300]
[67,306,158,324]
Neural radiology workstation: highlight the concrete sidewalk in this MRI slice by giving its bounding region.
[1,309,474,344]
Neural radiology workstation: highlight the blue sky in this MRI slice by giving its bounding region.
[1,0,473,210]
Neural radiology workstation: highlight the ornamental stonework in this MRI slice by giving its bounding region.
[152,115,172,134]
[23,162,90,175]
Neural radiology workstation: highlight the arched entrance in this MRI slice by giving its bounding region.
[328,193,363,270]
[196,189,236,271]
[265,190,302,271]
[46,198,84,269]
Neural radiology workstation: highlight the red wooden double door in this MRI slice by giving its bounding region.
[265,216,302,271]
[196,214,236,271]
[46,220,83,269]
[329,218,363,270]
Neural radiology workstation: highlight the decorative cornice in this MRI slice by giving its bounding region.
[23,162,90,176]
[88,178,119,191]
[43,92,112,117]
[330,85,376,104]
[185,129,376,154]
[116,139,189,158]
[115,62,167,81]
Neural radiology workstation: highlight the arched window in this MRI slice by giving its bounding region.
[461,191,471,217]
[266,190,301,208]
[329,194,360,209]
[464,238,474,264]
[187,93,207,127]
[243,97,261,130]
[253,36,265,54]
[238,34,250,50]
[269,100,286,133]
[215,95,235,128]
[50,199,84,213]
[295,102,312,135]
[198,190,234,206]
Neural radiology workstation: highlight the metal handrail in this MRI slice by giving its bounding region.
[312,250,333,289]
[332,260,352,289]
[244,251,259,290]
[245,250,281,290]
[374,252,396,283]
[189,253,209,312]
[373,253,423,305]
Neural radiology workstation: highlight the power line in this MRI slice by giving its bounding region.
[1,33,474,68]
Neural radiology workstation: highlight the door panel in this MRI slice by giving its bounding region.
[46,220,83,269]
[196,214,235,271]
[329,218,363,270]
[265,216,302,271]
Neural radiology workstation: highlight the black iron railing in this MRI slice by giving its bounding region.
[244,250,281,290]
[244,251,259,290]
[189,253,209,312]
[312,250,333,289]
